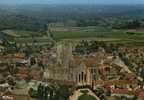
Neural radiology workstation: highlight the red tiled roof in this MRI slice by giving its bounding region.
[17,68,30,75]
[72,52,113,68]
[2,53,26,59]
[73,57,101,67]
[111,88,132,95]
[16,74,29,79]
[138,91,144,100]
[14,53,26,58]
[135,89,144,96]
[93,80,135,85]
[29,70,43,81]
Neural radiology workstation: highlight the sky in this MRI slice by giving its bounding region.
[0,0,144,5]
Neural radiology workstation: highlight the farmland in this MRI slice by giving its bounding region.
[0,29,53,54]
[2,30,47,38]
[49,25,144,43]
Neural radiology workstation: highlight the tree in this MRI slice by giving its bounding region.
[37,83,43,99]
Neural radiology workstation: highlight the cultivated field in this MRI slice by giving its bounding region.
[49,25,144,43]
[1,29,52,45]
[2,30,45,38]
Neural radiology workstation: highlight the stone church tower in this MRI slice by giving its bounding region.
[52,41,74,81]
[56,41,73,68]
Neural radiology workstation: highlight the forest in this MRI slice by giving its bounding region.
[0,4,144,32]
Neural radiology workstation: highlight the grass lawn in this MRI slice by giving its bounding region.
[78,94,97,100]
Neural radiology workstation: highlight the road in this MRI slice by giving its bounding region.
[69,88,100,100]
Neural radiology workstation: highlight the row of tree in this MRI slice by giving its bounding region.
[29,83,72,100]
[74,41,122,55]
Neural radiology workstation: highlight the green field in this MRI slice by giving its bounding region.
[1,26,144,45]
[1,29,52,46]
[78,94,97,100]
[50,26,144,42]
[14,36,51,43]
[2,30,45,38]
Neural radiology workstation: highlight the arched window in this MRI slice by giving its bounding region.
[84,74,86,82]
[82,72,84,81]
[79,74,81,82]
